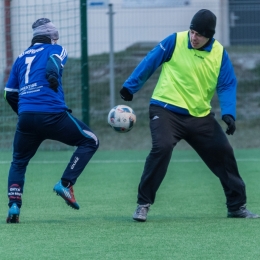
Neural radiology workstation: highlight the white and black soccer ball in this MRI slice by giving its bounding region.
[107,105,136,133]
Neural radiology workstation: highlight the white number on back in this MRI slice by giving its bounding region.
[25,56,36,84]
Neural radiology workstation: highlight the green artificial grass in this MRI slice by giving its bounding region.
[1,149,260,259]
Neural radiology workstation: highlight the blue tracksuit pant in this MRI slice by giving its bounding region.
[8,111,99,208]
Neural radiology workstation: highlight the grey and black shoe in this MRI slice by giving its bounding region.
[133,204,151,222]
[227,205,259,218]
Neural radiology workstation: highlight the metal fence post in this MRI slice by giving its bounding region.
[108,3,115,109]
[80,0,89,124]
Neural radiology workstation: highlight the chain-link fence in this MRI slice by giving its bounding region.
[1,0,260,151]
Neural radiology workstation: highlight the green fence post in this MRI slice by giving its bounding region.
[80,0,89,125]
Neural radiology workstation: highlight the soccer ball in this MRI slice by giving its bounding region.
[107,105,136,133]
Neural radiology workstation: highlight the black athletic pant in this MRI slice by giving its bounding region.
[137,105,246,211]
[8,111,99,208]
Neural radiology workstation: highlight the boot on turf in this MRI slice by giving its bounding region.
[227,205,259,218]
[53,181,80,210]
[133,204,151,222]
[6,203,20,223]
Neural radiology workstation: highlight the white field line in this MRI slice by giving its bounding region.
[0,158,260,164]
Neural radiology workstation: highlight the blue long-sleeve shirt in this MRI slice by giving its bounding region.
[123,33,237,119]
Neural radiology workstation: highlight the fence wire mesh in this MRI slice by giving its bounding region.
[1,0,260,151]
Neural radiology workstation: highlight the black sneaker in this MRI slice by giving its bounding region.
[133,204,150,222]
[227,205,259,218]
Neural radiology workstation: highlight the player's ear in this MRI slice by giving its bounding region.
[51,39,58,45]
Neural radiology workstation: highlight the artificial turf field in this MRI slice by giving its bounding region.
[1,149,260,259]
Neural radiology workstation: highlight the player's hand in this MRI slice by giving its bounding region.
[47,75,59,92]
[222,114,236,135]
[120,87,133,101]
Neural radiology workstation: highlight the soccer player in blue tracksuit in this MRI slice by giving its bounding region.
[4,18,99,223]
[120,10,259,221]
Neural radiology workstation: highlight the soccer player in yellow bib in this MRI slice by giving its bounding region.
[120,9,259,221]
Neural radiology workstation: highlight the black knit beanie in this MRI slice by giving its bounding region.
[189,9,216,38]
